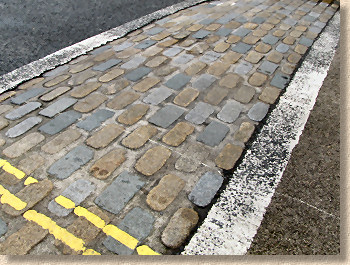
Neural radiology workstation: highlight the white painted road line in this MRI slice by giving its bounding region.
[182,12,340,255]
[0,0,208,94]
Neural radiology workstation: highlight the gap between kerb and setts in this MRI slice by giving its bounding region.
[182,11,340,255]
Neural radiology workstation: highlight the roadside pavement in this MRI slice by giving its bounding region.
[0,0,340,256]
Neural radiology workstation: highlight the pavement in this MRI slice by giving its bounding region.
[0,0,340,256]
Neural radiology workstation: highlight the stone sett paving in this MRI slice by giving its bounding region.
[0,0,338,255]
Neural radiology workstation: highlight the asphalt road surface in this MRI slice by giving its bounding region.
[0,0,184,75]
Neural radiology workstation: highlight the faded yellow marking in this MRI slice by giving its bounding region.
[83,249,101,255]
[0,185,27,210]
[136,245,161,255]
[23,210,91,253]
[55,195,75,209]
[1,161,26,179]
[74,206,106,229]
[0,159,6,167]
[103,224,139,250]
[24,177,39,186]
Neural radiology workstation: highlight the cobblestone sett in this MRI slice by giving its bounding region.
[207,61,230,76]
[95,171,145,215]
[117,104,149,125]
[2,179,53,216]
[267,51,283,64]
[163,47,183,57]
[93,50,115,62]
[39,110,81,135]
[90,149,126,180]
[147,174,185,211]
[113,41,134,52]
[5,102,41,120]
[0,138,5,146]
[295,44,308,55]
[192,29,210,39]
[73,93,108,113]
[216,13,239,24]
[5,117,42,138]
[215,143,244,170]
[288,52,302,64]
[245,50,264,64]
[188,171,223,207]
[234,61,253,75]
[158,38,179,48]
[121,125,158,149]
[18,77,44,90]
[162,122,194,147]
[248,101,270,122]
[121,57,146,69]
[197,120,230,147]
[107,91,140,110]
[226,35,241,44]
[232,42,252,54]
[11,87,45,105]
[165,73,191,91]
[258,61,279,75]
[86,124,124,149]
[216,28,233,37]
[248,72,268,87]
[18,153,45,176]
[276,43,290,53]
[152,31,171,41]
[161,208,198,248]
[68,70,97,86]
[0,218,7,237]
[48,145,94,179]
[71,82,102,98]
[255,43,272,53]
[0,105,13,115]
[116,47,141,59]
[204,86,228,106]
[221,51,242,64]
[185,61,207,76]
[143,86,173,105]
[135,146,171,176]
[270,72,290,89]
[69,62,94,74]
[149,105,185,128]
[185,102,215,125]
[43,74,70,87]
[259,86,281,104]
[219,73,241,89]
[189,43,209,55]
[233,85,256,104]
[41,129,81,154]
[187,24,203,32]
[98,68,125,83]
[93,59,122,72]
[0,222,48,255]
[3,132,45,158]
[40,86,71,102]
[192,74,217,91]
[173,88,199,107]
[133,77,160,92]
[199,51,221,63]
[103,207,154,255]
[233,121,255,143]
[173,54,195,64]
[0,91,16,103]
[48,179,95,216]
[39,98,77,118]
[145,56,168,68]
[217,100,243,123]
[77,109,115,131]
[125,67,152,82]
[59,206,110,255]
[135,40,157,49]
[0,117,10,131]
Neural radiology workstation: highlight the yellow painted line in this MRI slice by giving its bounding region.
[74,206,106,229]
[55,195,76,209]
[0,185,27,210]
[103,224,139,250]
[136,245,161,255]
[24,177,39,186]
[0,160,26,179]
[82,249,101,255]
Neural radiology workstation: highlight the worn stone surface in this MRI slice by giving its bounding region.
[95,171,145,215]
[133,77,160,92]
[162,122,194,147]
[77,109,114,131]
[40,86,71,102]
[143,86,173,105]
[207,61,230,76]
[39,110,81,135]
[11,87,45,105]
[135,146,171,176]
[248,72,268,86]
[149,105,185,128]
[234,85,256,104]
[86,124,124,149]
[121,125,158,149]
[5,102,41,120]
[215,144,243,170]
[248,101,270,122]
[125,67,152,81]
[233,121,255,143]
[69,62,94,74]
[5,117,42,138]
[255,43,272,53]
[145,56,168,68]
[0,105,13,115]
[39,98,77,118]
[73,93,107,113]
[217,100,243,123]
[48,179,95,216]
[270,72,290,89]
[93,59,122,71]
[165,73,191,91]
[98,68,125,82]
[68,70,97,86]
[197,121,230,147]
[204,86,229,106]
[90,149,126,180]
[221,51,242,64]
[192,74,217,91]
[147,174,185,211]
[245,50,264,64]
[71,82,102,98]
[259,86,281,104]
[43,75,70,87]
[18,153,45,175]
[188,171,223,207]
[219,73,241,88]
[161,208,198,248]
[185,102,215,125]
[117,104,149,125]
[3,132,45,158]
[48,145,94,179]
[173,88,199,107]
[281,62,295,75]
[107,91,140,110]
[3,179,53,216]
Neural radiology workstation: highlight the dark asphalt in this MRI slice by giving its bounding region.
[0,0,184,75]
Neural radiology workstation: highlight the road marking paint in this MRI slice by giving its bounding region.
[0,185,27,210]
[24,177,39,185]
[0,159,26,179]
[136,245,161,255]
[55,195,76,209]
[82,249,101,255]
[103,224,139,250]
[74,206,106,229]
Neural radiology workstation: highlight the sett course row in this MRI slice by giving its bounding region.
[0,0,338,255]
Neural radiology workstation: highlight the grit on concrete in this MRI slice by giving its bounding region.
[0,0,340,256]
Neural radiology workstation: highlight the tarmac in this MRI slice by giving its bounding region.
[0,0,340,256]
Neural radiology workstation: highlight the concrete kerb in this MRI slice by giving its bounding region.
[0,0,209,95]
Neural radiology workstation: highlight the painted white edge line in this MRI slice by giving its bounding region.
[0,0,208,94]
[182,11,340,255]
